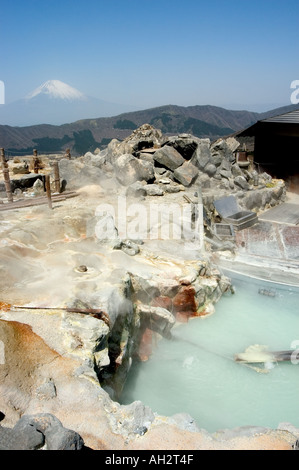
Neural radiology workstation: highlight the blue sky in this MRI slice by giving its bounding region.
[1,0,298,111]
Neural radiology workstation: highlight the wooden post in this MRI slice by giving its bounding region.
[33,149,39,174]
[45,175,52,209]
[0,148,13,203]
[53,161,60,193]
[65,148,71,159]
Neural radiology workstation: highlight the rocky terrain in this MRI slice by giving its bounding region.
[0,124,297,450]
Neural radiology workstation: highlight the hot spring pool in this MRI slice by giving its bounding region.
[120,270,299,432]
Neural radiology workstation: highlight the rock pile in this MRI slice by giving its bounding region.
[59,124,285,216]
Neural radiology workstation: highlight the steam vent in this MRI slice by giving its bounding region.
[1,125,299,450]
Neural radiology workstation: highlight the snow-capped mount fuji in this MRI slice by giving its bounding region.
[0,79,137,126]
[25,80,86,101]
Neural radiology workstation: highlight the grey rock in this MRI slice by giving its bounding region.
[144,184,164,196]
[36,379,57,400]
[231,163,243,177]
[220,179,230,190]
[119,240,140,256]
[129,274,161,303]
[219,158,231,172]
[191,139,211,170]
[108,125,164,160]
[219,169,232,179]
[261,172,272,183]
[134,426,148,436]
[0,413,84,450]
[126,124,164,153]
[163,135,198,160]
[153,145,185,171]
[173,161,199,187]
[126,181,147,198]
[226,137,240,153]
[44,426,84,451]
[136,304,175,338]
[228,178,235,190]
[204,163,217,177]
[262,189,272,207]
[157,177,172,185]
[138,153,155,163]
[165,185,181,193]
[271,184,284,200]
[241,190,263,210]
[59,158,103,189]
[32,178,45,195]
[94,213,119,241]
[114,154,155,186]
[0,422,44,450]
[19,414,84,450]
[210,152,223,167]
[211,139,235,162]
[197,172,211,189]
[234,175,249,190]
[155,167,168,175]
[118,401,155,436]
[170,413,200,433]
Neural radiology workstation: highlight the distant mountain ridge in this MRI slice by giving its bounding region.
[1,102,298,156]
[0,79,138,127]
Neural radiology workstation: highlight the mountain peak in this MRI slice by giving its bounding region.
[26,80,86,101]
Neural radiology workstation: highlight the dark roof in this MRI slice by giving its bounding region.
[261,109,299,124]
[236,109,299,137]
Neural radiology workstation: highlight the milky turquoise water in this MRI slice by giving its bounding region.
[120,271,299,432]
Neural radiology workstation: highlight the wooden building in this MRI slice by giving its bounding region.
[237,110,299,193]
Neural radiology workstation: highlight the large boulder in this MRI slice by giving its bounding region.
[136,303,176,339]
[191,139,211,170]
[173,161,199,187]
[1,413,85,450]
[234,175,250,191]
[153,146,185,171]
[210,139,236,165]
[144,184,165,196]
[114,154,155,185]
[107,125,164,161]
[163,134,199,160]
[204,163,217,177]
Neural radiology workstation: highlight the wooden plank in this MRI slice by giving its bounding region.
[260,203,299,225]
[0,191,78,211]
[45,174,52,209]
